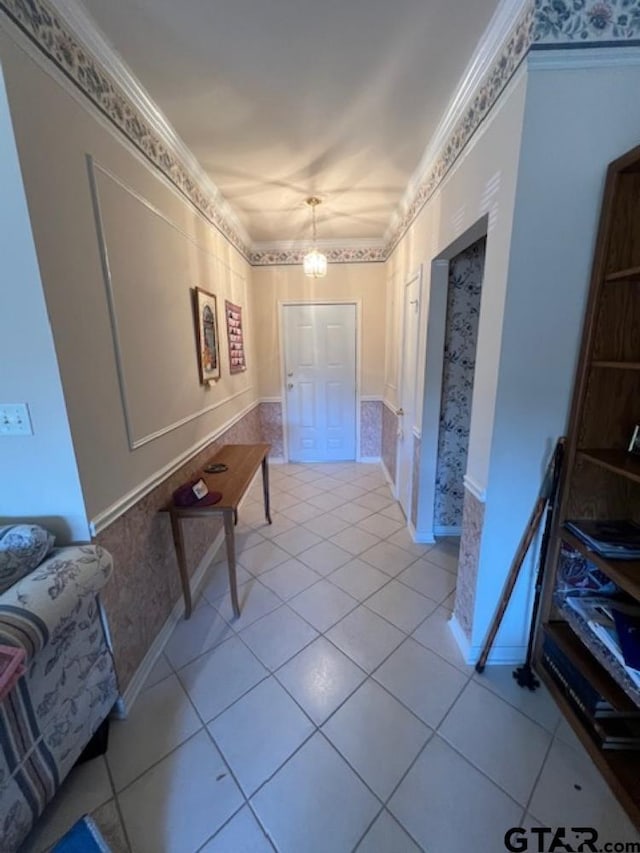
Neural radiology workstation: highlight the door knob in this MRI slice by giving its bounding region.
[396,408,404,416]
[287,372,294,377]
[287,383,294,390]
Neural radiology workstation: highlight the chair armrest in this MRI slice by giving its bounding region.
[0,545,112,660]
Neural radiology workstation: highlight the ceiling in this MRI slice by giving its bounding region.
[79,0,501,244]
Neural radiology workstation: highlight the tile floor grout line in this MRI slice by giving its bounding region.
[521,727,556,821]
[469,674,560,735]
[432,726,535,812]
[102,753,134,853]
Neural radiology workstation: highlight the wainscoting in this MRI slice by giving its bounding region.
[97,405,263,689]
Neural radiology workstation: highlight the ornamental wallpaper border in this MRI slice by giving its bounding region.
[1,0,639,266]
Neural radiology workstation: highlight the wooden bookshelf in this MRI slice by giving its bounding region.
[545,620,639,713]
[605,266,640,283]
[559,529,640,601]
[534,144,640,829]
[577,449,640,486]
[591,361,640,370]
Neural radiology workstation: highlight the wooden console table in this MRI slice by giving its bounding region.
[164,443,271,619]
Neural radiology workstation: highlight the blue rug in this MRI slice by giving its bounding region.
[52,815,111,852]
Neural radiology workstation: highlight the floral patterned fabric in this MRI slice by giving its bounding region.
[435,238,485,529]
[0,546,118,852]
[0,524,55,595]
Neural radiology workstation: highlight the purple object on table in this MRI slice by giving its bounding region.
[172,480,222,507]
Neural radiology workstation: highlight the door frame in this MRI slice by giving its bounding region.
[414,216,488,542]
[278,300,362,464]
[396,265,423,518]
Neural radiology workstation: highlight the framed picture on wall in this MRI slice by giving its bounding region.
[193,287,221,384]
[225,300,247,374]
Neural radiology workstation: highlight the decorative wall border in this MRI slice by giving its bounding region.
[1,0,639,267]
[0,0,252,259]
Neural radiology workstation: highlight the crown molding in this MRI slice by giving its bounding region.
[48,0,252,249]
[3,0,640,269]
[385,0,529,244]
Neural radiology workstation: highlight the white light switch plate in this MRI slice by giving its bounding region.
[0,403,33,435]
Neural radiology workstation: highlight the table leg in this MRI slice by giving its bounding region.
[223,509,241,618]
[170,511,192,619]
[261,456,272,524]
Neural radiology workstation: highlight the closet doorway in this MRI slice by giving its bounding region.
[418,223,487,541]
[433,236,485,535]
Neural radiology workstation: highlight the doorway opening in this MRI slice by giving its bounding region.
[415,219,488,542]
[434,236,485,535]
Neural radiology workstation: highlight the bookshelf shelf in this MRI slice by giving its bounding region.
[592,361,640,370]
[578,449,640,486]
[544,620,639,713]
[559,530,640,601]
[558,604,640,708]
[535,144,640,828]
[605,266,640,283]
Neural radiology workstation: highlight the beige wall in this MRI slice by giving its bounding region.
[0,27,259,527]
[252,262,387,400]
[0,64,88,541]
[386,70,528,495]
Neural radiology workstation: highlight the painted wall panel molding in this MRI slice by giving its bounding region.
[90,399,260,534]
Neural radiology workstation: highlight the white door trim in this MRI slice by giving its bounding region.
[396,265,423,518]
[278,300,362,463]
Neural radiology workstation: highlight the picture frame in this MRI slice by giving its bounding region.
[628,424,640,455]
[193,287,221,384]
[225,300,247,374]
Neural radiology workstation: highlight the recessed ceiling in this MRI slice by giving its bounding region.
[79,0,501,243]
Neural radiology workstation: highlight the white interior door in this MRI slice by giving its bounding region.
[397,271,422,516]
[283,303,357,462]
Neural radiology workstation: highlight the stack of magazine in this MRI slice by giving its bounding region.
[564,519,640,560]
[564,596,640,690]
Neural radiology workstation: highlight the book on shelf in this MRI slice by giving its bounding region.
[564,596,640,690]
[564,519,640,559]
[593,717,640,751]
[542,631,617,718]
[542,629,640,750]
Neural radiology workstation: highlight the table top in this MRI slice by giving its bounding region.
[169,443,270,514]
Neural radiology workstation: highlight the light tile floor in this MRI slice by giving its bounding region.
[21,463,639,852]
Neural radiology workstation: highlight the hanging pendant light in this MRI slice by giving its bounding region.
[303,197,327,278]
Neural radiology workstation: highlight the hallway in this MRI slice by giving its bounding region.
[23,464,637,852]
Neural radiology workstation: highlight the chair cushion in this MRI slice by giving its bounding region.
[0,524,55,594]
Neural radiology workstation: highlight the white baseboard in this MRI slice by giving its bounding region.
[448,613,526,666]
[268,456,285,465]
[357,456,382,464]
[380,460,397,497]
[113,529,225,718]
[434,525,462,537]
[408,520,435,544]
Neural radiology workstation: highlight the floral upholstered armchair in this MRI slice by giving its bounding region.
[0,542,119,851]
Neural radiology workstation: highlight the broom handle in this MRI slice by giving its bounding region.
[475,497,546,673]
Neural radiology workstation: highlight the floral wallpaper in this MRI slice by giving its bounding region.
[360,401,382,458]
[534,0,640,43]
[259,402,284,459]
[454,489,486,639]
[96,406,263,689]
[434,238,485,529]
[381,403,398,484]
